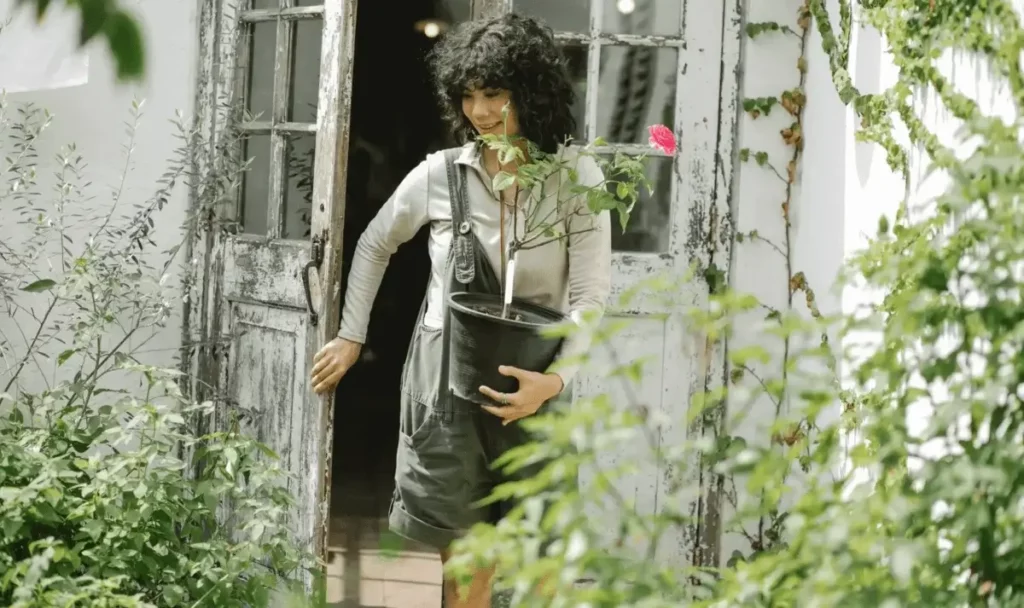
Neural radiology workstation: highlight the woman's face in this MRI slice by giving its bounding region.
[462,87,520,137]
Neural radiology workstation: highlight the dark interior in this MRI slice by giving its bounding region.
[330,0,461,521]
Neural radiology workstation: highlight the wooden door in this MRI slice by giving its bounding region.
[188,0,357,573]
[476,0,742,567]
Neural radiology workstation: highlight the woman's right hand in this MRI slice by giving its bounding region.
[311,337,362,395]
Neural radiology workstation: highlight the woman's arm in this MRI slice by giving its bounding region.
[549,154,612,390]
[337,158,434,344]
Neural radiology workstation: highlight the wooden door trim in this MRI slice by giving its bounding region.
[308,0,359,566]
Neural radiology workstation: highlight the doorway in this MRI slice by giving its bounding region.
[326,0,468,604]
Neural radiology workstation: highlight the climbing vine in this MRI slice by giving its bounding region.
[710,0,1024,605]
[718,1,834,566]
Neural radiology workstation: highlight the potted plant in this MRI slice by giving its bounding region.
[446,117,677,403]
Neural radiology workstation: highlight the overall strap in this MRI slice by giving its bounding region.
[437,148,469,410]
[409,148,472,328]
[444,148,476,286]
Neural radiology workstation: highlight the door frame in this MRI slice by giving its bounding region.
[183,0,358,572]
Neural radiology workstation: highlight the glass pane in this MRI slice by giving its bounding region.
[605,154,672,253]
[437,0,471,22]
[241,135,272,235]
[514,0,590,33]
[284,133,317,239]
[559,43,588,143]
[289,19,323,122]
[595,46,676,143]
[252,0,276,8]
[601,0,681,36]
[245,22,276,121]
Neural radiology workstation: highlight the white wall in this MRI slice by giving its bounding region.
[722,0,849,560]
[0,0,199,394]
[842,3,1022,472]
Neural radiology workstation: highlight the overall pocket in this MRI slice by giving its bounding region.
[399,324,447,439]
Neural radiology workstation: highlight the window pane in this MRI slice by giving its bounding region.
[245,22,276,121]
[241,135,272,235]
[603,154,672,253]
[601,0,681,36]
[289,19,323,122]
[284,133,317,239]
[559,43,588,142]
[514,0,590,33]
[252,0,276,8]
[595,46,676,144]
[437,0,471,22]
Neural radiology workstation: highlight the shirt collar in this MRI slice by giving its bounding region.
[454,141,482,169]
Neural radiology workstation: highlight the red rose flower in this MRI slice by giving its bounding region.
[647,124,676,155]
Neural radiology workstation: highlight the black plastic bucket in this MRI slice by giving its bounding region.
[446,291,566,404]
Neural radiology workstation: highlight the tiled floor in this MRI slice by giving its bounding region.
[326,515,443,608]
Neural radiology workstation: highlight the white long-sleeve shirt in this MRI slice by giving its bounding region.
[337,142,611,387]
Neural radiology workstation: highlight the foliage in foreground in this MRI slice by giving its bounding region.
[4,0,145,80]
[448,0,1024,606]
[0,96,313,606]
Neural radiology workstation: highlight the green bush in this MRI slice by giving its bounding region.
[0,96,312,607]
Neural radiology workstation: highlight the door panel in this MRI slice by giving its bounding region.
[222,237,310,309]
[220,302,314,544]
[190,0,358,584]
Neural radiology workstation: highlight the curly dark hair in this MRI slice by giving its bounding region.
[427,13,577,154]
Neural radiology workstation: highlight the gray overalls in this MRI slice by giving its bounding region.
[387,148,557,550]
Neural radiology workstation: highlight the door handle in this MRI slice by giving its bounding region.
[302,235,324,326]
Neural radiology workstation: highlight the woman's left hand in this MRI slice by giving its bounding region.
[479,366,564,425]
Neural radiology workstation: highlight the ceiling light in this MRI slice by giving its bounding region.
[616,0,636,14]
[414,19,448,38]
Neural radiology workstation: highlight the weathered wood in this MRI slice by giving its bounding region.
[307,0,359,568]
[241,120,318,135]
[218,302,312,544]
[221,236,310,308]
[267,0,297,239]
[471,0,508,20]
[187,0,356,592]
[653,0,742,568]
[240,5,323,23]
[693,0,744,570]
[591,143,674,157]
[179,0,221,466]
[555,31,685,48]
[193,0,248,416]
[583,0,603,142]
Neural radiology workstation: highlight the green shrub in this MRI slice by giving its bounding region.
[0,96,312,607]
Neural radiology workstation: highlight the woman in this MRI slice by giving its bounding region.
[309,12,611,607]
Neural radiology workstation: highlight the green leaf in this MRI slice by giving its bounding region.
[77,0,109,45]
[58,349,77,366]
[105,10,145,80]
[21,278,57,292]
[498,145,519,165]
[162,584,186,605]
[31,0,54,19]
[492,171,516,193]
